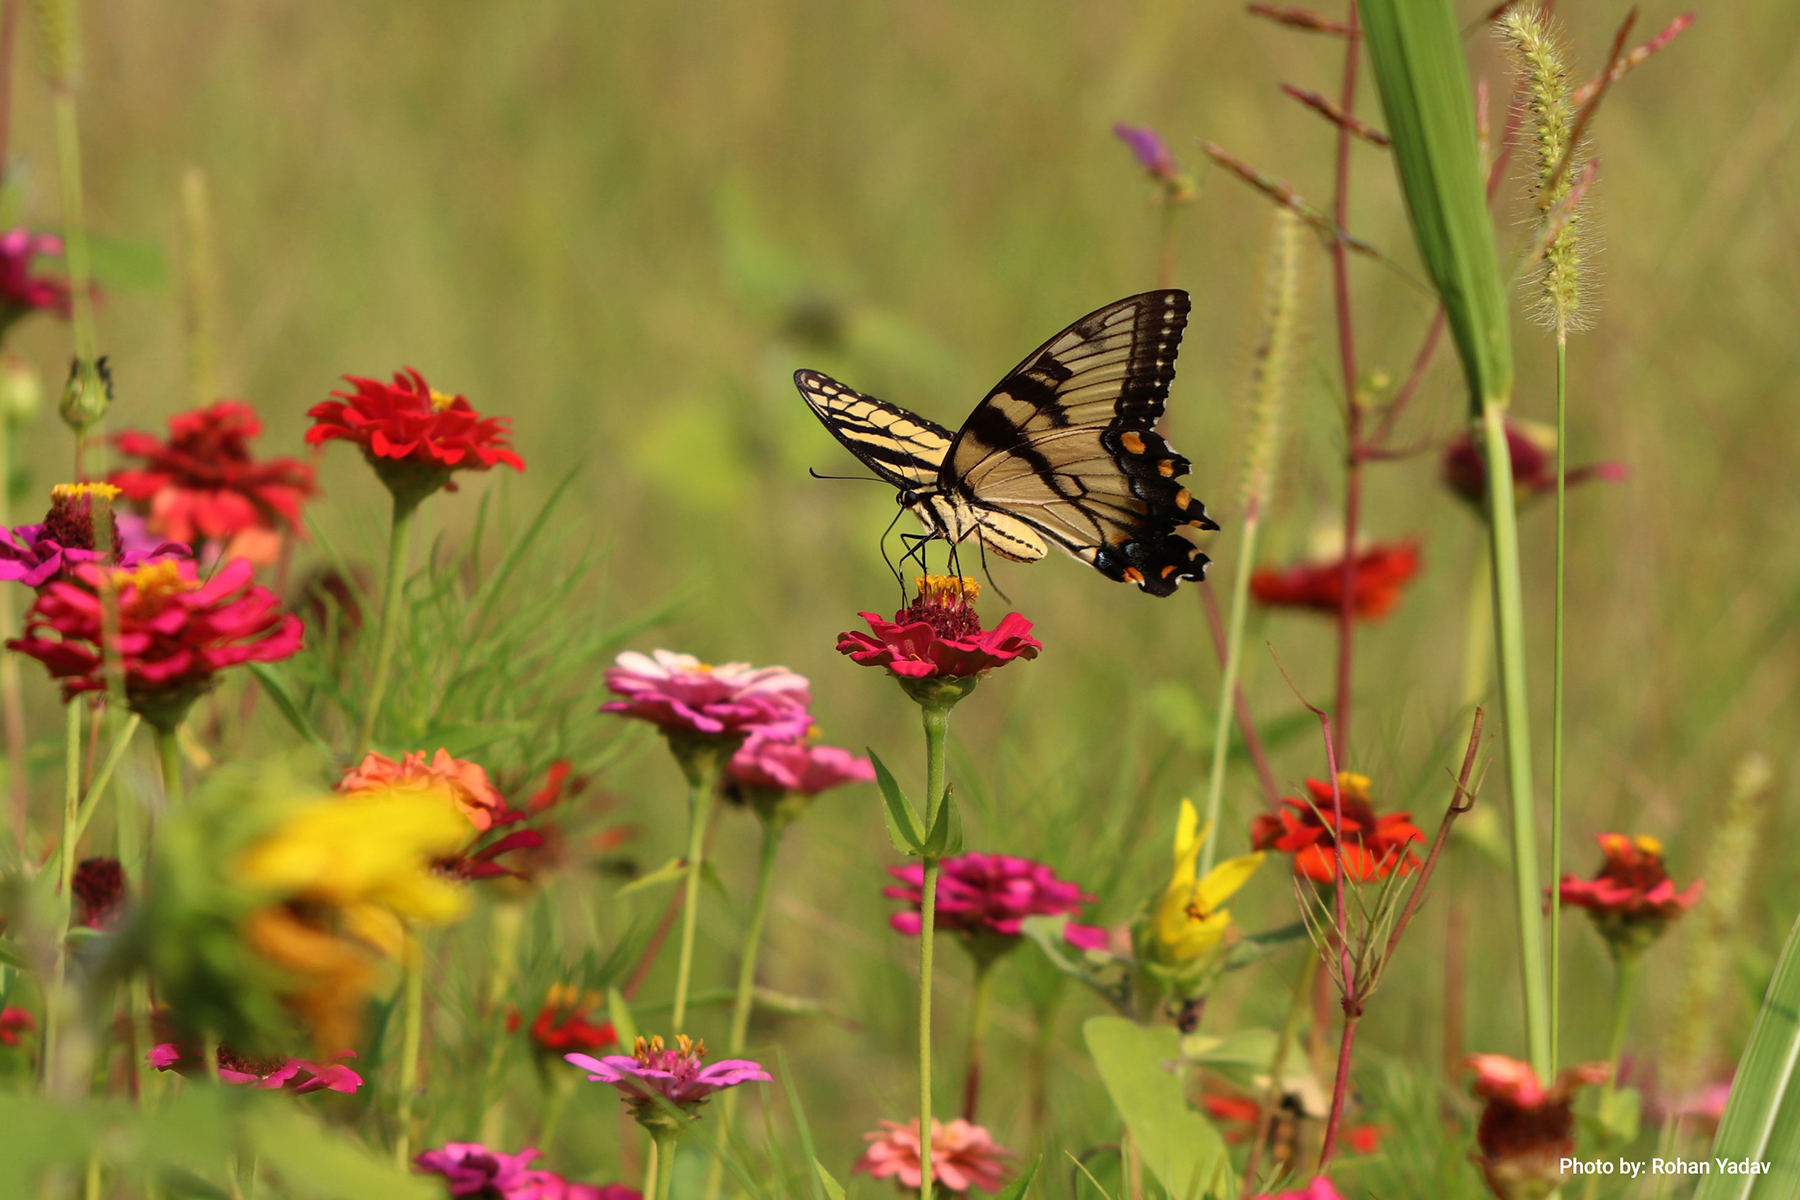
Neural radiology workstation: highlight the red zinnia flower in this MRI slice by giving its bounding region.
[0,1006,33,1047]
[837,576,1041,684]
[1250,772,1424,883]
[1559,833,1701,959]
[1250,539,1421,620]
[7,557,303,730]
[854,1118,1014,1194]
[1442,418,1627,510]
[110,401,318,567]
[509,985,618,1055]
[73,856,127,929]
[1468,1054,1610,1200]
[306,368,524,508]
[0,228,70,326]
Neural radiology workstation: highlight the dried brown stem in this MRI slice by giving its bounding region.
[1329,0,1361,765]
[1247,2,1359,37]
[1281,84,1390,146]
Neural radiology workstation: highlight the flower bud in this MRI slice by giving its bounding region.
[56,356,112,433]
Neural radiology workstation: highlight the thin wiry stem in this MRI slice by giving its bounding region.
[356,495,418,758]
[1551,323,1567,1071]
[1201,515,1265,873]
[1329,0,1362,764]
[670,746,722,1034]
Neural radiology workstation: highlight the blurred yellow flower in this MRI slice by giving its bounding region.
[1151,798,1265,963]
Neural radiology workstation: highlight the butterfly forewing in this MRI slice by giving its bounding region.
[793,369,951,490]
[943,290,1213,595]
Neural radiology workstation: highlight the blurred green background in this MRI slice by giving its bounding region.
[5,0,1798,1186]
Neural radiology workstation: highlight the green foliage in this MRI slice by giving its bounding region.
[1082,1016,1234,1200]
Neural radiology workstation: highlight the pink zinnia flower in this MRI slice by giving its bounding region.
[837,576,1040,682]
[0,228,70,324]
[1559,833,1701,958]
[1252,1180,1344,1200]
[1442,418,1626,509]
[885,853,1106,957]
[0,483,188,587]
[727,736,873,795]
[110,400,318,567]
[338,748,512,832]
[1250,539,1421,621]
[565,1034,770,1115]
[1468,1054,1611,1200]
[414,1143,542,1197]
[307,368,523,507]
[854,1118,1014,1194]
[603,650,812,742]
[7,557,303,730]
[0,1006,33,1047]
[149,1042,363,1094]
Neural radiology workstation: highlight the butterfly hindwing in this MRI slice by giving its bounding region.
[793,369,951,490]
[944,290,1213,595]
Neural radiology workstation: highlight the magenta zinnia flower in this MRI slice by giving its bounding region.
[1442,418,1626,509]
[727,736,872,795]
[7,557,303,730]
[0,1006,33,1047]
[603,650,812,742]
[0,228,70,326]
[414,1143,542,1197]
[1251,1180,1345,1200]
[565,1034,770,1116]
[854,1118,1014,1194]
[149,1042,363,1094]
[0,483,188,587]
[885,853,1105,959]
[837,576,1040,682]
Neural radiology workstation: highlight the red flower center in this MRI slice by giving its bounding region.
[898,575,983,640]
[43,484,121,554]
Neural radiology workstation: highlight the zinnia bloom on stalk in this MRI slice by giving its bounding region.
[883,853,1107,957]
[509,984,617,1055]
[1251,773,1424,883]
[836,575,1040,687]
[0,1006,33,1046]
[854,1118,1014,1194]
[1468,1053,1611,1200]
[1250,539,1421,620]
[7,557,303,731]
[234,790,471,1051]
[110,400,318,566]
[414,1142,638,1200]
[1442,419,1626,510]
[1141,799,1265,970]
[0,482,188,587]
[148,1042,363,1094]
[0,228,70,326]
[1559,833,1701,959]
[565,1034,770,1117]
[1251,1180,1345,1200]
[72,856,127,928]
[307,368,524,508]
[603,650,813,743]
[337,748,512,832]
[724,734,873,829]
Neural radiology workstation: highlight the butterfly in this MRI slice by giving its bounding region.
[793,289,1216,596]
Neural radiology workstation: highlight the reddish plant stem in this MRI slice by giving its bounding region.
[622,890,684,1001]
[1197,581,1280,807]
[1329,0,1362,764]
[1317,1014,1363,1167]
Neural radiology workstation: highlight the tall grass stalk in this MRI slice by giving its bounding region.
[1327,0,1362,765]
[41,699,79,1091]
[1200,207,1301,874]
[1550,330,1566,1070]
[393,930,426,1168]
[356,497,418,758]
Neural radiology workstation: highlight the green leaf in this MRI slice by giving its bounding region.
[920,786,961,857]
[1181,1027,1279,1070]
[779,1049,828,1200]
[869,748,925,854]
[1594,1086,1641,1144]
[617,856,690,897]
[246,1105,436,1199]
[1082,1016,1235,1200]
[1224,921,1310,971]
[0,938,26,970]
[1698,907,1800,1199]
[1360,0,1512,411]
[992,1156,1041,1200]
[247,663,335,759]
[607,987,640,1048]
[813,1160,847,1200]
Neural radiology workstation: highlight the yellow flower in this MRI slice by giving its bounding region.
[1151,798,1265,963]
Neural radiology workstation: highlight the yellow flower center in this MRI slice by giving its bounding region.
[52,481,122,502]
[1335,771,1372,802]
[1633,834,1663,856]
[108,559,194,602]
[428,389,459,412]
[914,575,980,605]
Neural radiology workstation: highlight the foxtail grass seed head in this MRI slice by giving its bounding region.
[1239,209,1303,519]
[32,0,79,87]
[1501,10,1588,330]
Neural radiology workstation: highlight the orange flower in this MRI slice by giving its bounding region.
[1250,539,1421,620]
[1250,773,1424,883]
[337,749,510,832]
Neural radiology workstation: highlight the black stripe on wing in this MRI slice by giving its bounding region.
[943,290,1215,595]
[793,369,951,490]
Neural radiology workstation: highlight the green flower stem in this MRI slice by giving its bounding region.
[1603,953,1643,1091]
[919,700,951,1200]
[1481,399,1551,1080]
[0,407,25,862]
[649,1129,679,1200]
[393,930,426,1169]
[1459,552,1492,713]
[704,816,784,1200]
[477,900,527,1148]
[537,1073,577,1156]
[640,1138,659,1200]
[356,495,419,759]
[670,745,723,1034]
[42,700,81,1091]
[961,958,996,1122]
[1200,513,1263,875]
[156,725,183,808]
[1550,327,1568,1073]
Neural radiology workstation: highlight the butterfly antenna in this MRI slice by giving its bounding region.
[808,468,890,484]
